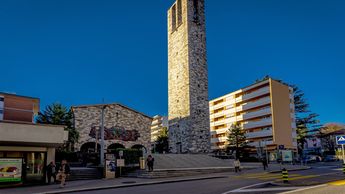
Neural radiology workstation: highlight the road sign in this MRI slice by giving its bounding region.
[278,145,285,150]
[336,135,345,145]
[119,150,124,157]
[117,159,125,167]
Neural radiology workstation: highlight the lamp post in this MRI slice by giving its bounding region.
[100,105,106,167]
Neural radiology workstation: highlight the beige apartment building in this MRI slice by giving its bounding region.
[151,115,168,143]
[209,79,297,159]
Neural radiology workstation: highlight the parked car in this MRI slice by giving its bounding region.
[305,155,322,163]
[323,155,338,162]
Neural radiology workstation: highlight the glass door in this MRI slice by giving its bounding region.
[25,152,46,183]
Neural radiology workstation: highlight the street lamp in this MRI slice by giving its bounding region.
[100,105,106,167]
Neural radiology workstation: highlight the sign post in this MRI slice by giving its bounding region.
[336,135,345,164]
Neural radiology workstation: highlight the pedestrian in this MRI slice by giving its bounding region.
[147,155,154,172]
[234,159,241,173]
[56,159,71,188]
[262,158,268,171]
[46,161,56,184]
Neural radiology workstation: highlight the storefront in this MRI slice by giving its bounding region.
[0,121,67,186]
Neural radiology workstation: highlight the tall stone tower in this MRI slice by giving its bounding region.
[168,0,210,153]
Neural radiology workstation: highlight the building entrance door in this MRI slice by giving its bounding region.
[25,152,46,183]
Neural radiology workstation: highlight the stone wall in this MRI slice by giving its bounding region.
[167,0,211,153]
[72,104,152,153]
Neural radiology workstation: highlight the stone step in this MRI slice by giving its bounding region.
[124,168,235,179]
[68,168,102,181]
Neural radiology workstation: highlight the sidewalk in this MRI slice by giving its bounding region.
[0,174,227,194]
[0,164,309,194]
[241,162,311,173]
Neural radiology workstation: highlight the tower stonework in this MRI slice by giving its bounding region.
[168,0,210,153]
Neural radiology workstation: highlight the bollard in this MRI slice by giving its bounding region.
[343,163,345,175]
[282,168,288,183]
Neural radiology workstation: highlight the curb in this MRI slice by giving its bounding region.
[35,176,227,194]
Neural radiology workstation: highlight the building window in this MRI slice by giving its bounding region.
[177,0,182,26]
[0,97,4,102]
[171,4,177,32]
[193,0,199,22]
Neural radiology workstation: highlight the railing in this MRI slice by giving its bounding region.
[241,108,271,121]
[210,128,228,135]
[243,118,272,129]
[248,140,273,147]
[211,136,227,143]
[242,97,271,111]
[246,129,273,139]
[242,87,270,101]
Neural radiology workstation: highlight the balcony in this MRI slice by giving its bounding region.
[238,108,271,121]
[241,97,271,111]
[211,136,227,143]
[243,118,272,129]
[210,127,228,135]
[248,140,274,147]
[242,87,270,101]
[212,111,225,118]
[246,129,273,139]
[214,119,226,126]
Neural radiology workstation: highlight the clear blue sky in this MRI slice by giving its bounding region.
[0,0,344,124]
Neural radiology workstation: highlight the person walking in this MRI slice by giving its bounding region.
[46,161,56,184]
[57,159,71,188]
[147,155,154,172]
[262,158,268,171]
[234,159,241,173]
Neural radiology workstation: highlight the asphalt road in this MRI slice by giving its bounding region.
[74,162,344,194]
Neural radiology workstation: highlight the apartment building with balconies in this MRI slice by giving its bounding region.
[151,115,168,142]
[209,78,297,158]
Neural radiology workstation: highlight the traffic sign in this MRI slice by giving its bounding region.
[336,135,345,145]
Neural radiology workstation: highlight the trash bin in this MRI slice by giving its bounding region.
[140,157,146,170]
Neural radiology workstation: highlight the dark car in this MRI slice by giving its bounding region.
[323,155,338,162]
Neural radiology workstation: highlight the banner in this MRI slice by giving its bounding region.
[281,150,293,162]
[0,158,22,182]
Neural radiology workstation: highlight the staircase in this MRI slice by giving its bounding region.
[152,154,233,169]
[124,154,237,178]
[68,167,102,181]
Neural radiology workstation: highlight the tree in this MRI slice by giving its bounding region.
[227,123,247,159]
[290,85,321,155]
[155,127,169,153]
[36,103,79,151]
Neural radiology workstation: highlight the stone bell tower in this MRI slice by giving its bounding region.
[167,0,210,153]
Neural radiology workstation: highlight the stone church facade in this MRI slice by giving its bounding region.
[72,103,152,153]
[168,0,211,153]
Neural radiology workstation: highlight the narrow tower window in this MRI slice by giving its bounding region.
[193,0,199,22]
[171,5,177,31]
[177,0,182,26]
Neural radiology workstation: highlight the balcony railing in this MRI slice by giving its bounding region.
[210,127,228,135]
[242,87,270,101]
[246,129,273,139]
[211,136,227,143]
[237,108,271,121]
[248,140,273,147]
[241,97,271,111]
[243,118,272,129]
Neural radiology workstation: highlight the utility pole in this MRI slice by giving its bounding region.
[100,105,106,167]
